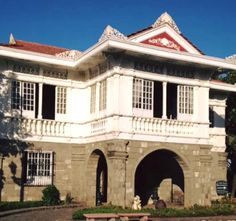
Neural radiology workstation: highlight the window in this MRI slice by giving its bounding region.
[12,81,21,109]
[90,84,96,113]
[56,87,67,114]
[209,106,214,128]
[99,80,107,111]
[133,78,153,110]
[25,151,53,185]
[178,85,193,114]
[11,80,35,112]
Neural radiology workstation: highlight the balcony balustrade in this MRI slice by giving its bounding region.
[1,116,205,140]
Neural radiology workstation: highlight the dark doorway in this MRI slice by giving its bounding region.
[135,149,184,206]
[153,81,163,118]
[167,83,177,119]
[96,154,108,205]
[42,84,55,120]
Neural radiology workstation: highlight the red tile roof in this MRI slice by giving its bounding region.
[127,26,204,55]
[0,40,69,55]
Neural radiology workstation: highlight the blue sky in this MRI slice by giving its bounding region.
[0,0,236,58]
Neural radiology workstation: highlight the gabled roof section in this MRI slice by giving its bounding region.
[99,25,128,42]
[128,12,203,55]
[0,34,82,60]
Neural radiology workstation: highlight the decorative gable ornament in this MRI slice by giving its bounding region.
[152,12,181,34]
[226,54,236,64]
[99,25,128,42]
[56,50,81,60]
[9,33,16,45]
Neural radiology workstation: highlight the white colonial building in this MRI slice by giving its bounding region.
[0,12,236,207]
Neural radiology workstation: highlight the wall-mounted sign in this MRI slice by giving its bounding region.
[216,180,228,196]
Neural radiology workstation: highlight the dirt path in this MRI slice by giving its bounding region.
[0,207,78,221]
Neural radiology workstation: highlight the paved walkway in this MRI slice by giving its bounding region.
[0,207,78,221]
[1,207,236,221]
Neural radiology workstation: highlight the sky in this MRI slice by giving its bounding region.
[0,0,236,58]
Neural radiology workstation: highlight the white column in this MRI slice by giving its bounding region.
[162,81,167,119]
[37,83,43,119]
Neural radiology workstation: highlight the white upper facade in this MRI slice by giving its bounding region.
[0,12,236,151]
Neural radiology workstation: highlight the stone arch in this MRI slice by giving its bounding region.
[86,149,108,206]
[134,148,189,206]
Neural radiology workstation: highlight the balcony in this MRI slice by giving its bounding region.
[1,116,208,142]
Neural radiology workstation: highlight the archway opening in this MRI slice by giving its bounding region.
[87,149,107,206]
[135,149,184,206]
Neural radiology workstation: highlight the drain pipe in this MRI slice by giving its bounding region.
[124,141,129,208]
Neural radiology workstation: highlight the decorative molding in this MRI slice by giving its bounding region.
[56,50,81,60]
[147,36,181,51]
[226,54,236,64]
[152,12,181,33]
[99,25,128,42]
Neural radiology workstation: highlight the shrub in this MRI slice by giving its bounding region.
[42,185,60,205]
[72,203,236,220]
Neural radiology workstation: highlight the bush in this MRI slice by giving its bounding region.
[0,201,44,212]
[42,185,60,205]
[72,203,236,220]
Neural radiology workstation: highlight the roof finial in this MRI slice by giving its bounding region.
[99,25,128,42]
[152,12,181,33]
[9,33,16,45]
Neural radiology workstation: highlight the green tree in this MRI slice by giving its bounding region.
[220,70,236,196]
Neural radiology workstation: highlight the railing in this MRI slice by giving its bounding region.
[21,118,68,137]
[91,119,107,134]
[2,116,204,140]
[132,117,196,136]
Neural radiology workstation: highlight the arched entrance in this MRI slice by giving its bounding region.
[87,149,107,206]
[135,149,185,206]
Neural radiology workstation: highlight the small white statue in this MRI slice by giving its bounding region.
[132,195,142,210]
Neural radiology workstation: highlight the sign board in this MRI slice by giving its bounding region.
[216,180,228,196]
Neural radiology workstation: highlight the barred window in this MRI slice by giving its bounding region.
[99,80,107,111]
[56,87,67,114]
[133,78,153,110]
[90,84,96,113]
[12,80,35,111]
[22,82,35,111]
[11,81,21,109]
[178,85,193,114]
[26,151,53,185]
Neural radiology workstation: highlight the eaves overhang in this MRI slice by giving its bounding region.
[1,39,236,72]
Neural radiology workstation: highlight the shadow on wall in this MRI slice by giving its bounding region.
[0,71,32,202]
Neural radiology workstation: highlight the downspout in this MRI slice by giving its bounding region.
[124,141,129,208]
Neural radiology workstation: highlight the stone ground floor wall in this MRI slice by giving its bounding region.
[0,139,227,208]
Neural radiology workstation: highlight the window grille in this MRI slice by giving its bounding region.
[178,85,193,114]
[11,80,35,112]
[99,80,107,111]
[90,84,96,113]
[133,78,153,110]
[11,81,21,109]
[26,151,53,185]
[22,82,35,111]
[56,87,67,114]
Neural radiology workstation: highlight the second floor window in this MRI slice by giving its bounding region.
[90,84,96,113]
[178,85,193,114]
[12,80,35,112]
[56,87,67,114]
[99,80,107,111]
[133,78,153,110]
